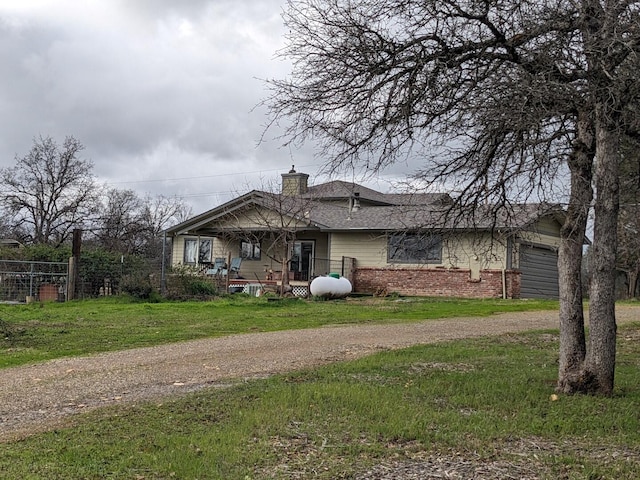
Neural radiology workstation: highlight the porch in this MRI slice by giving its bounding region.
[258,256,356,283]
[225,256,356,298]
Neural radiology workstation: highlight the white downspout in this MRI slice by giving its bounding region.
[503,235,513,299]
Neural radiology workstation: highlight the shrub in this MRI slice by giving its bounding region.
[183,278,217,296]
[164,266,219,299]
[120,273,155,300]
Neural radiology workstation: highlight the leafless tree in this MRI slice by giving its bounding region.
[222,179,317,290]
[94,189,147,254]
[139,193,192,260]
[616,139,640,298]
[0,136,99,246]
[265,0,640,395]
[93,189,192,256]
[141,194,192,239]
[616,206,640,297]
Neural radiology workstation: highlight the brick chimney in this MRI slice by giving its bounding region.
[281,165,309,196]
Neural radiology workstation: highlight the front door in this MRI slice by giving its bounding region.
[291,241,314,281]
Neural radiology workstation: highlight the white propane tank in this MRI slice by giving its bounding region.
[310,274,352,299]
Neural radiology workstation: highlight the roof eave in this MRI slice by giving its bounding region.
[165,191,266,235]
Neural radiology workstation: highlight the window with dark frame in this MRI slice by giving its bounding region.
[198,239,212,263]
[240,240,261,260]
[183,238,212,265]
[387,233,442,263]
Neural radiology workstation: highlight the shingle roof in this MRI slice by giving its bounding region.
[305,180,451,207]
[166,178,562,235]
[302,201,558,231]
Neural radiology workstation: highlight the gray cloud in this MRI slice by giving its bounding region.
[0,1,303,212]
[0,1,407,215]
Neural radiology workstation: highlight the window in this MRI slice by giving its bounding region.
[183,238,212,265]
[184,239,197,264]
[198,239,212,263]
[388,233,442,263]
[240,240,261,260]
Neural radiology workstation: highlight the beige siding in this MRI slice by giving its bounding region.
[170,235,237,268]
[212,237,237,259]
[294,234,329,259]
[170,214,561,279]
[171,231,329,281]
[329,232,388,266]
[170,235,219,268]
[237,257,268,280]
[329,231,509,279]
[247,234,330,280]
[528,216,562,236]
[513,216,562,269]
[517,216,562,248]
[444,233,507,278]
[517,231,561,249]
[171,236,185,266]
[215,206,308,230]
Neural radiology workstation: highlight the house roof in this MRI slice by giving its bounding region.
[0,239,23,248]
[304,180,451,207]
[166,177,564,236]
[305,201,561,232]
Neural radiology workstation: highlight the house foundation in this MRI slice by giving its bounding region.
[353,267,521,299]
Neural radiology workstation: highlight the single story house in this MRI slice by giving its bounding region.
[165,168,567,298]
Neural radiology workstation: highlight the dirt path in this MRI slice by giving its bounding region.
[2,306,639,442]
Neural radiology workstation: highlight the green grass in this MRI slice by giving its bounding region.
[1,324,639,479]
[0,295,557,368]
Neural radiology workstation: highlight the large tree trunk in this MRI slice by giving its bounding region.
[557,114,593,393]
[584,120,620,396]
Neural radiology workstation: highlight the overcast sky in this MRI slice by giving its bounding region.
[0,0,406,215]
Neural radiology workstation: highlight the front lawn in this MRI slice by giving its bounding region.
[1,324,639,479]
[0,295,557,368]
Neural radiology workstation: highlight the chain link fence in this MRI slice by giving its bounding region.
[0,260,69,303]
[0,253,162,302]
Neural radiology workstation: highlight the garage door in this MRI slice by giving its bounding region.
[519,245,559,299]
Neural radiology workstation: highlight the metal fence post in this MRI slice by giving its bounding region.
[67,257,76,301]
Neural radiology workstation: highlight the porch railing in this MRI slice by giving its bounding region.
[309,256,355,282]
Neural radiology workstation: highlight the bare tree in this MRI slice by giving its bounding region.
[266,0,640,395]
[93,189,191,256]
[141,194,192,239]
[139,194,192,260]
[0,204,27,242]
[223,179,316,291]
[0,136,99,245]
[94,189,146,254]
[616,139,640,298]
[616,206,640,297]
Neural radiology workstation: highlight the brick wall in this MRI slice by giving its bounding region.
[353,267,521,299]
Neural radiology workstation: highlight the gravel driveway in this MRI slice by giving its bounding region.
[2,306,639,443]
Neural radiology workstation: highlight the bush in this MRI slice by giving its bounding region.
[164,266,219,299]
[183,278,217,296]
[120,273,155,300]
